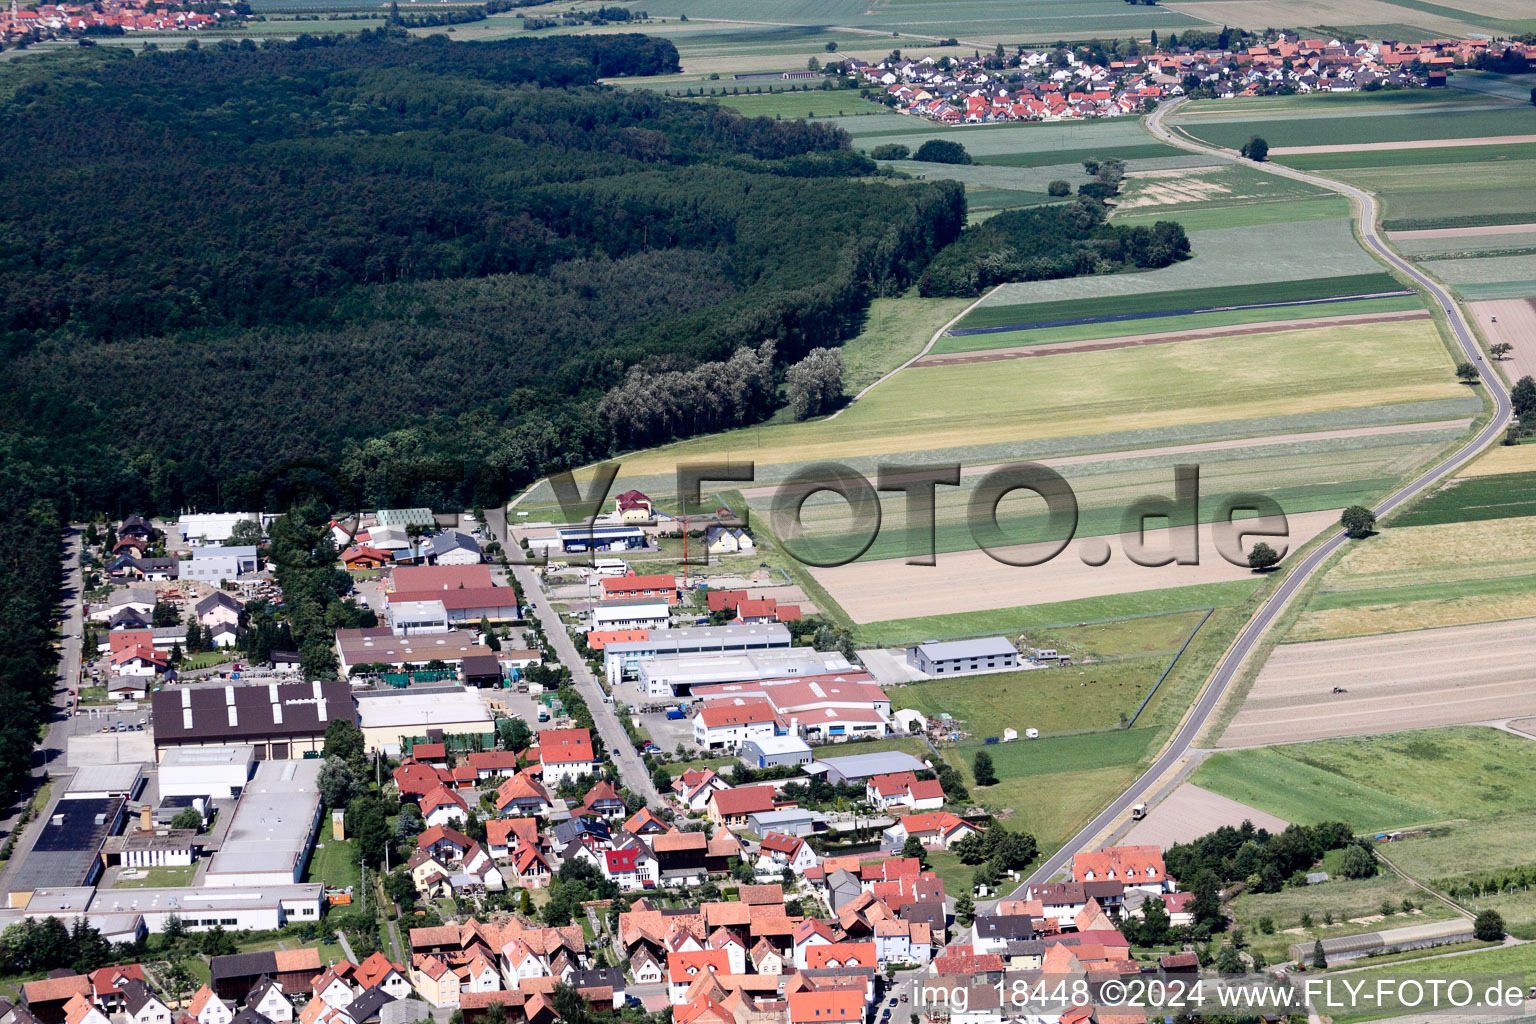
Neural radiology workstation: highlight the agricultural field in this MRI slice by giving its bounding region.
[977,218,1382,311]
[1194,727,1536,832]
[1388,470,1536,527]
[1185,88,1536,239]
[1171,94,1536,150]
[1383,811,1536,937]
[606,0,1216,45]
[1162,0,1529,39]
[1222,618,1536,745]
[957,274,1406,331]
[929,304,1430,357]
[1287,514,1536,641]
[851,578,1260,648]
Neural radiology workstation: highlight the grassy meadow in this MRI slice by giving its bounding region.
[1191,727,1536,832]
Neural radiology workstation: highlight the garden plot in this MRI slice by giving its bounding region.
[1220,619,1536,747]
[979,219,1381,309]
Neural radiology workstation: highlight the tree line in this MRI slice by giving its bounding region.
[919,196,1191,297]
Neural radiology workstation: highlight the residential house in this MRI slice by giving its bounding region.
[1072,846,1172,894]
[706,785,778,829]
[704,528,754,556]
[352,954,411,1002]
[693,700,779,753]
[865,772,944,812]
[187,987,233,1024]
[601,846,659,892]
[494,773,553,817]
[600,574,678,606]
[247,979,294,1024]
[755,833,818,877]
[420,787,470,829]
[60,997,107,1024]
[786,990,863,1024]
[671,768,728,813]
[120,980,171,1024]
[883,812,982,851]
[536,729,596,786]
[195,592,242,630]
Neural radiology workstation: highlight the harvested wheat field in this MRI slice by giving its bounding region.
[1471,298,1536,384]
[1392,222,1536,242]
[810,508,1340,624]
[1458,442,1536,478]
[913,310,1431,367]
[1270,134,1536,156]
[1220,618,1536,748]
[1122,783,1289,848]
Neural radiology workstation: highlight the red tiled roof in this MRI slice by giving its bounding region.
[538,728,594,765]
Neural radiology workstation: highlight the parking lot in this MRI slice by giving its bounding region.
[70,704,150,737]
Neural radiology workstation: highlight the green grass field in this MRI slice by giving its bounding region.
[1192,727,1536,833]
[1231,876,1461,963]
[1112,194,1352,231]
[782,429,1460,560]
[1389,471,1536,527]
[1328,942,1536,1023]
[959,272,1405,330]
[837,295,972,396]
[853,579,1260,647]
[589,315,1461,484]
[306,837,361,890]
[1378,812,1536,938]
[690,90,883,120]
[894,657,1178,738]
[974,143,1187,167]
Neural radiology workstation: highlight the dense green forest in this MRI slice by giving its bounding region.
[919,199,1191,297]
[0,30,963,518]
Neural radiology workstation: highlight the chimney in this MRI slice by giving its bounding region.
[140,804,152,831]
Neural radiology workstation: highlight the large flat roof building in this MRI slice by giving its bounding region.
[5,883,322,936]
[806,750,929,786]
[906,637,1018,677]
[151,680,355,761]
[204,759,323,888]
[6,797,126,904]
[602,623,792,684]
[639,648,855,699]
[590,602,671,632]
[159,745,255,799]
[355,686,494,755]
[334,627,494,676]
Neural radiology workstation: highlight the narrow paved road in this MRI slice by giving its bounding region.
[484,506,663,808]
[1012,98,1512,893]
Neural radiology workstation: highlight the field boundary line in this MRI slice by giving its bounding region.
[1126,607,1213,729]
[830,284,1003,418]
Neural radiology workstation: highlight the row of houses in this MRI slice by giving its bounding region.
[853,34,1526,125]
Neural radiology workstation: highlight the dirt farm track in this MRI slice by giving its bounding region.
[1220,617,1536,748]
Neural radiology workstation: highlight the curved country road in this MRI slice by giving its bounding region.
[1010,97,1513,894]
